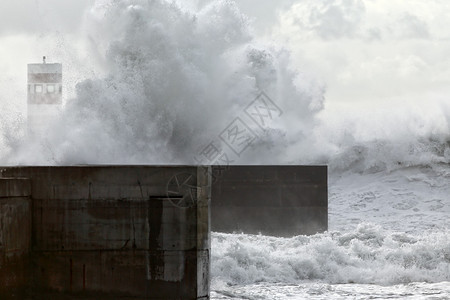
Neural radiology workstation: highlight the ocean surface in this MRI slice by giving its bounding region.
[210,165,450,299]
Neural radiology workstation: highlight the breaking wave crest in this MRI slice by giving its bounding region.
[0,0,448,174]
[211,223,450,286]
[2,0,324,165]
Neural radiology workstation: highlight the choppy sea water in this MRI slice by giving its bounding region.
[211,166,450,299]
[212,282,450,299]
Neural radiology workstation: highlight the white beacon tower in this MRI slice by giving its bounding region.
[27,56,62,136]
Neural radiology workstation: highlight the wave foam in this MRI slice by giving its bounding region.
[212,223,450,286]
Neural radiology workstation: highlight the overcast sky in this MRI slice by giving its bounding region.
[1,0,450,115]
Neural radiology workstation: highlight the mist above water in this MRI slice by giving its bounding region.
[1,0,323,166]
[0,0,449,173]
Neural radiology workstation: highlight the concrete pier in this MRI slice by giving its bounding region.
[0,166,211,299]
[211,166,327,236]
[0,164,327,297]
[0,178,32,298]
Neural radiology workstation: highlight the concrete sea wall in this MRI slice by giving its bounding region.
[211,166,327,236]
[0,178,32,298]
[0,165,327,298]
[0,166,211,299]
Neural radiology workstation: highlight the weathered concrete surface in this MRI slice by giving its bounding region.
[211,166,327,236]
[0,178,31,198]
[0,178,32,298]
[0,166,211,299]
[0,164,326,297]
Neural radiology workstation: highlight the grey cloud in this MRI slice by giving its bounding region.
[294,0,365,39]
[285,1,432,42]
[0,0,93,35]
[364,13,431,41]
[397,13,431,39]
